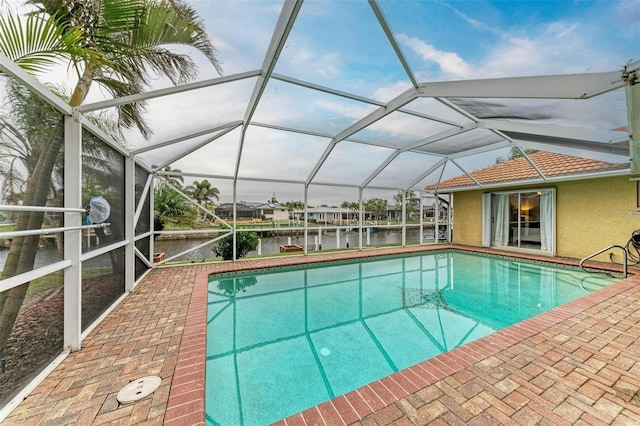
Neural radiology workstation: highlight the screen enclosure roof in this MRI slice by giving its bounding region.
[9,0,638,199]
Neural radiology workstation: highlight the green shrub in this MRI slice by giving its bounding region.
[214,231,259,260]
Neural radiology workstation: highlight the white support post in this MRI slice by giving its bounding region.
[124,157,135,292]
[336,228,341,249]
[435,195,440,242]
[448,195,453,243]
[318,227,322,250]
[304,186,308,254]
[358,188,363,250]
[64,110,82,352]
[232,181,237,261]
[149,174,155,262]
[627,80,640,173]
[419,190,424,244]
[401,191,406,246]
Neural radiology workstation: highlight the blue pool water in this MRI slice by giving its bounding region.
[206,251,617,425]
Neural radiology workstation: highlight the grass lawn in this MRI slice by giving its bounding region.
[0,224,15,232]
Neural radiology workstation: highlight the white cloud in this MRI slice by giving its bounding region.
[372,80,414,103]
[399,2,632,81]
[396,33,475,80]
[313,98,375,121]
[282,48,342,78]
[479,20,622,77]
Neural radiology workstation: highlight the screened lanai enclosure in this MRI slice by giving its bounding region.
[0,0,638,418]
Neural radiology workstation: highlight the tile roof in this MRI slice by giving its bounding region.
[428,151,628,190]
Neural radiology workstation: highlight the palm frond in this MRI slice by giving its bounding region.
[5,78,63,132]
[129,2,222,75]
[0,12,95,74]
[124,46,196,85]
[98,0,147,33]
[93,75,151,137]
[17,0,221,140]
[84,109,126,144]
[0,121,32,160]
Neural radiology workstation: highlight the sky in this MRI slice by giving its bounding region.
[1,0,639,205]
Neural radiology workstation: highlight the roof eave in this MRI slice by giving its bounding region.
[428,167,632,193]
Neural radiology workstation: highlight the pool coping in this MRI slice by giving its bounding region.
[164,244,635,425]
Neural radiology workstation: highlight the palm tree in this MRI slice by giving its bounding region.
[154,182,198,227]
[0,0,221,352]
[365,198,387,221]
[0,80,120,221]
[394,190,419,220]
[341,200,359,221]
[185,179,219,219]
[162,165,185,189]
[283,200,305,211]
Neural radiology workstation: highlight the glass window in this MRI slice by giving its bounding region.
[487,189,554,253]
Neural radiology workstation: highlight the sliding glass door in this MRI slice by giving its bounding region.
[487,189,554,253]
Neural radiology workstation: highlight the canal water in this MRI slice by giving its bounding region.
[154,228,440,262]
[0,228,444,269]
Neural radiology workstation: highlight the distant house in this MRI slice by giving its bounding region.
[386,200,448,221]
[292,201,449,224]
[426,151,635,260]
[258,202,290,222]
[291,207,352,224]
[423,199,449,221]
[215,202,290,222]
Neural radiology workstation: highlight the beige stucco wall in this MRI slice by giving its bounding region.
[451,191,484,246]
[451,175,640,261]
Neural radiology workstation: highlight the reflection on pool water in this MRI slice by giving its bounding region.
[206,251,617,425]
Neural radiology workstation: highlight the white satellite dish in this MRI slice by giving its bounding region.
[86,196,111,224]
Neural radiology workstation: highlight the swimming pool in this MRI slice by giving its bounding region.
[205,251,617,425]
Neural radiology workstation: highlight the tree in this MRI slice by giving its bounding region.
[282,200,304,221]
[185,179,219,219]
[162,165,185,189]
[341,200,359,221]
[496,146,538,163]
[341,201,359,210]
[0,80,124,213]
[283,200,305,210]
[154,183,198,227]
[0,80,64,219]
[0,79,129,281]
[216,276,257,296]
[0,0,221,353]
[393,190,419,220]
[214,231,259,261]
[365,198,387,221]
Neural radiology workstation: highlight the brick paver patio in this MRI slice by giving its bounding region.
[4,245,640,425]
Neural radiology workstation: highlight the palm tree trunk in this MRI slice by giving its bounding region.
[0,122,64,355]
[69,64,95,107]
[0,65,94,355]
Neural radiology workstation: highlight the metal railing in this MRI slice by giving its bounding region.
[579,245,627,278]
